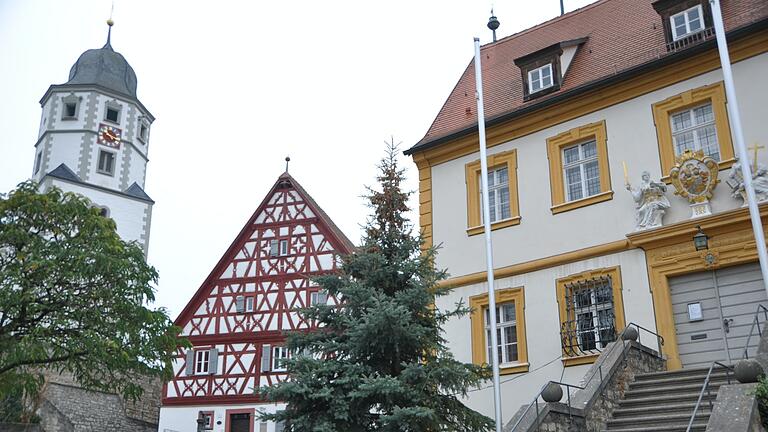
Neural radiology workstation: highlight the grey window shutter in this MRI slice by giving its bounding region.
[235,295,245,313]
[208,348,218,375]
[270,240,279,257]
[261,344,272,372]
[318,291,328,304]
[185,350,195,375]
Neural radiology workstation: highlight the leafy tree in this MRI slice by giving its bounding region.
[0,182,184,408]
[260,143,493,431]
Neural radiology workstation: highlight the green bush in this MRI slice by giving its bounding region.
[753,375,768,428]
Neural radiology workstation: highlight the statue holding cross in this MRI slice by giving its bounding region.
[728,142,768,205]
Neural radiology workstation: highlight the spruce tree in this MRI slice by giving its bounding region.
[260,142,493,432]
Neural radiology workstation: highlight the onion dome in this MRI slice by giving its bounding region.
[65,20,137,97]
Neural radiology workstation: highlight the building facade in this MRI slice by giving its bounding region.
[405,0,768,424]
[158,173,354,432]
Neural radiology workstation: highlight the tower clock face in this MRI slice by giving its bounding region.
[97,123,122,149]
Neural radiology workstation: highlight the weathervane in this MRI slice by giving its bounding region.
[285,156,291,173]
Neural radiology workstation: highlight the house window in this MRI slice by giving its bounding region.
[310,290,328,306]
[546,120,612,214]
[272,346,288,372]
[279,239,289,256]
[484,303,519,365]
[34,152,42,174]
[556,267,626,366]
[464,149,520,235]
[469,287,528,375]
[671,5,704,41]
[195,349,210,374]
[97,150,116,176]
[104,102,121,124]
[670,103,719,161]
[652,82,734,177]
[198,411,214,430]
[245,296,255,313]
[563,139,600,202]
[528,64,553,94]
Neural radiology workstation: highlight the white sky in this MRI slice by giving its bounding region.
[0,0,597,319]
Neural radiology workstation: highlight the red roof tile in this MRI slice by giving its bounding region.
[408,0,768,153]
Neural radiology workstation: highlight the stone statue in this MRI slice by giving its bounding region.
[727,157,768,205]
[627,171,670,230]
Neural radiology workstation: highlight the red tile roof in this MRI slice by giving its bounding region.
[407,0,768,153]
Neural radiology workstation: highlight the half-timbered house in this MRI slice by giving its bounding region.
[158,172,354,432]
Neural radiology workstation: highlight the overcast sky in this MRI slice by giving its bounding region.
[0,0,597,318]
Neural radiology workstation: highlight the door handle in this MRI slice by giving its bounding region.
[723,318,734,334]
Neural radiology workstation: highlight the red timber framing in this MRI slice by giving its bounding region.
[162,172,354,406]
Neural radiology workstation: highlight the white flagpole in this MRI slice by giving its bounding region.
[710,0,768,298]
[474,37,503,432]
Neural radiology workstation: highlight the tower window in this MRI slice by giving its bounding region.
[139,122,149,142]
[97,150,116,176]
[34,152,43,174]
[104,101,122,124]
[99,207,110,217]
[61,94,80,120]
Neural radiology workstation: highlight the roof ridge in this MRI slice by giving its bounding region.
[483,0,607,49]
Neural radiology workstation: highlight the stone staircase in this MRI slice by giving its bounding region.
[601,366,732,432]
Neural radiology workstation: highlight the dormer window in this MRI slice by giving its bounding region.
[528,64,553,94]
[671,5,703,40]
[514,38,587,102]
[653,0,713,51]
[139,120,149,142]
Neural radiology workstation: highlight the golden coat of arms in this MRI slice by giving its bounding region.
[669,149,719,217]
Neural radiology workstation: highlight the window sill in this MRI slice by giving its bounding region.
[499,362,529,375]
[103,119,120,126]
[467,216,521,236]
[661,158,735,184]
[561,353,600,367]
[61,116,78,121]
[551,190,613,214]
[96,170,115,177]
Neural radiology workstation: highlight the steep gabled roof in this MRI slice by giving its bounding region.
[405,0,768,154]
[174,172,354,327]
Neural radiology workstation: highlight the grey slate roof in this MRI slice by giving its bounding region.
[43,164,154,204]
[66,41,138,98]
[124,182,153,202]
[47,163,82,182]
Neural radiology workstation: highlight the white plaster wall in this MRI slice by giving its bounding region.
[159,403,285,432]
[45,133,81,176]
[431,53,768,278]
[436,249,655,424]
[46,178,149,247]
[129,146,148,188]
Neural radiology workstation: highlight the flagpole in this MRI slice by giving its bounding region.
[710,0,768,298]
[474,37,503,432]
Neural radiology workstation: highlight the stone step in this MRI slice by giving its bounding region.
[611,401,707,418]
[606,411,709,429]
[617,391,716,408]
[622,381,723,399]
[633,366,728,382]
[602,423,707,432]
[628,372,731,390]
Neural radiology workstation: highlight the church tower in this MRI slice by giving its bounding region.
[33,21,154,254]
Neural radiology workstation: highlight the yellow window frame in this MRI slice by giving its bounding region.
[469,287,529,375]
[555,266,626,367]
[546,120,613,214]
[464,149,521,236]
[652,81,734,180]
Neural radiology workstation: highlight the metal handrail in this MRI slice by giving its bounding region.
[626,321,665,353]
[686,361,734,432]
[509,323,664,432]
[508,381,584,432]
[742,304,768,360]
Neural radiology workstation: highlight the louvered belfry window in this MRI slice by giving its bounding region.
[561,275,617,356]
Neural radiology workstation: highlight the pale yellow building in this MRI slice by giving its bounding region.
[404,0,768,423]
